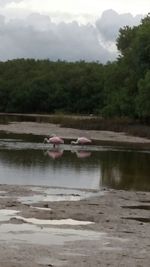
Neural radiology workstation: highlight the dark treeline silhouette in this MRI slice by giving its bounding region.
[0,15,149,121]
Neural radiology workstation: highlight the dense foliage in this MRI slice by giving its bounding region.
[0,14,149,120]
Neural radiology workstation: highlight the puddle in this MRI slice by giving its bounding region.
[30,206,52,211]
[18,194,82,204]
[18,187,104,204]
[0,209,128,252]
[14,216,94,226]
[18,195,45,204]
[0,210,19,222]
[0,223,107,246]
[0,222,128,252]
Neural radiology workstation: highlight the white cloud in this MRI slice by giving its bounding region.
[0,0,22,6]
[9,0,149,16]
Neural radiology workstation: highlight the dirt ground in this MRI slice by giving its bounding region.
[0,121,150,267]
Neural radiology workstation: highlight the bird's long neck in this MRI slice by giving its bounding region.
[71,140,78,145]
[44,137,49,143]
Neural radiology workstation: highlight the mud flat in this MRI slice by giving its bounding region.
[0,121,150,147]
[0,184,149,267]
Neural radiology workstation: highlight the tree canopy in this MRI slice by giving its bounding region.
[0,14,149,121]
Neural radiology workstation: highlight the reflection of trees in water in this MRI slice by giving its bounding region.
[0,149,94,171]
[0,148,150,190]
[0,149,43,168]
[100,151,150,191]
[45,150,94,173]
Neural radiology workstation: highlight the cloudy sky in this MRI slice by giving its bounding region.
[0,0,149,62]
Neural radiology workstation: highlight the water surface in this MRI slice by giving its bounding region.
[0,133,150,191]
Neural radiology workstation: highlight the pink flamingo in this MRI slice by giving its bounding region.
[44,134,64,148]
[71,137,92,146]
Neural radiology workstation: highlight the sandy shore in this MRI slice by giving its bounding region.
[0,121,150,266]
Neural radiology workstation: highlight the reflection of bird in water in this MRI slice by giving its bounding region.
[71,137,92,146]
[45,149,64,159]
[44,134,64,148]
[71,149,91,159]
[76,150,91,158]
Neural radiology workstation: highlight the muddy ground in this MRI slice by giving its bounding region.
[0,185,150,267]
[0,121,149,267]
[1,121,150,143]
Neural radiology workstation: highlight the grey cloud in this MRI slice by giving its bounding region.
[0,12,116,63]
[0,14,5,23]
[0,10,143,63]
[96,9,143,42]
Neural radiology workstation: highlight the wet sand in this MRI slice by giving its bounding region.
[0,122,150,266]
[0,185,150,267]
[1,121,150,144]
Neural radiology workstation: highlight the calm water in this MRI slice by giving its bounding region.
[0,133,150,191]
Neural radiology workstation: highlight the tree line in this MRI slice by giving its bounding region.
[0,14,149,121]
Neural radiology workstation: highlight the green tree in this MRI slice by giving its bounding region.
[135,71,150,119]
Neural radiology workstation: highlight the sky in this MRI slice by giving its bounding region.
[0,0,149,62]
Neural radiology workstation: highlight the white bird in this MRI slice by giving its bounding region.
[71,137,92,145]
